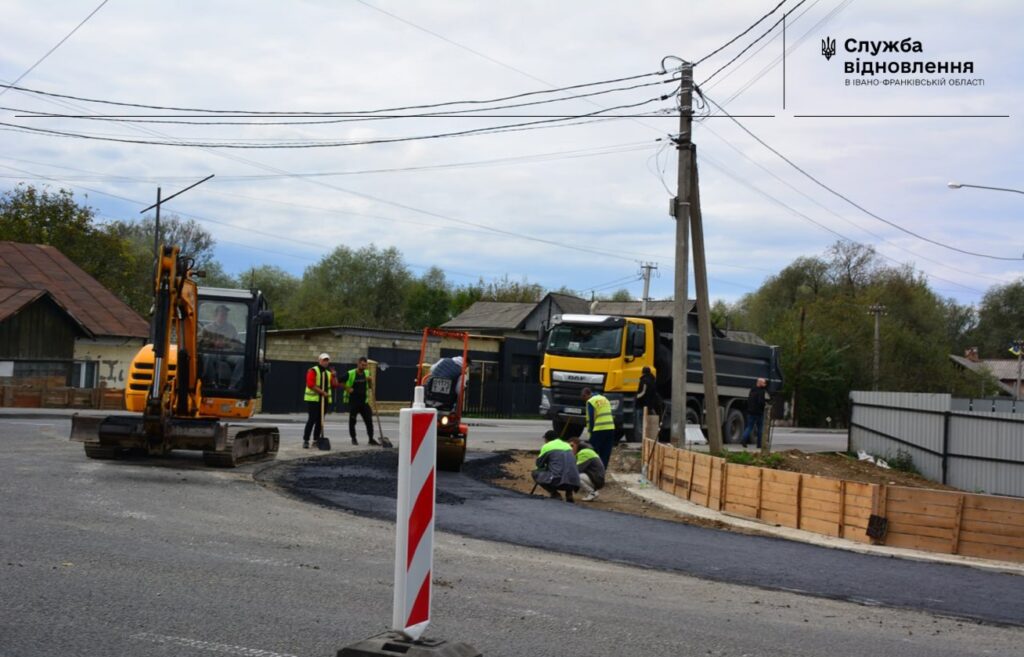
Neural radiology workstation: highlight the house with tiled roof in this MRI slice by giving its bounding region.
[950,348,1021,397]
[0,241,148,393]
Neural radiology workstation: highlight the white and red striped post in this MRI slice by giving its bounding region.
[393,386,437,641]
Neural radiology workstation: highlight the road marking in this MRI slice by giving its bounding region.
[130,632,300,657]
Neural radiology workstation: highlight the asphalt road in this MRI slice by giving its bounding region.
[2,417,1021,657]
[269,450,1024,627]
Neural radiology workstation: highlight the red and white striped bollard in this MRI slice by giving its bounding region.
[393,385,436,640]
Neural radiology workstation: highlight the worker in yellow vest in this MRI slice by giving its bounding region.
[343,356,379,446]
[302,353,333,449]
[581,387,616,468]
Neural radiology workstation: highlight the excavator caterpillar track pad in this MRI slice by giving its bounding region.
[83,443,122,460]
[203,424,280,467]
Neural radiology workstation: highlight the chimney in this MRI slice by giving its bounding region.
[964,347,980,362]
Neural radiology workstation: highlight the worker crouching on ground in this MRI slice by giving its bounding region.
[570,436,606,502]
[581,387,616,468]
[532,430,580,503]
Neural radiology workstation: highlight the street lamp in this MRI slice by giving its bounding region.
[947,181,1024,195]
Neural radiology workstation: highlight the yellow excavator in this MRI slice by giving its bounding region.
[70,244,280,466]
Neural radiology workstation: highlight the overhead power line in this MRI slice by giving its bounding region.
[0,71,669,117]
[0,0,109,98]
[0,95,673,149]
[700,93,1021,262]
[698,122,1008,286]
[700,0,809,85]
[694,0,790,66]
[697,153,986,296]
[0,140,657,181]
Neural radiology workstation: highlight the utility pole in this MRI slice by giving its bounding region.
[688,151,724,453]
[139,174,215,344]
[640,262,657,315]
[791,304,807,426]
[1014,338,1024,400]
[668,63,723,453]
[669,63,693,448]
[868,304,886,391]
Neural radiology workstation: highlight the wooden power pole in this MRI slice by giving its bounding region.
[670,63,723,454]
[670,64,693,448]
[868,303,886,390]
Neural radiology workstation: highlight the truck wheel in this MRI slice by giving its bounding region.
[685,406,701,426]
[552,419,583,439]
[723,408,746,444]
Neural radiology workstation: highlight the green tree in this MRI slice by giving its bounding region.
[973,279,1024,357]
[237,265,300,328]
[0,184,137,303]
[106,214,229,313]
[404,267,453,330]
[292,244,412,328]
[734,240,985,426]
[601,288,633,302]
[108,214,218,266]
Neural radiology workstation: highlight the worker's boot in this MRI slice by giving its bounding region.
[368,437,380,446]
[565,491,575,504]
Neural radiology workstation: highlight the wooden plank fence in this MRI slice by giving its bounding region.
[0,385,124,410]
[642,437,1024,563]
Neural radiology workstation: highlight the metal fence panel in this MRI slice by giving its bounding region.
[849,391,1024,498]
[849,424,944,481]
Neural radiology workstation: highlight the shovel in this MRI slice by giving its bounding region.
[316,395,331,450]
[370,362,393,448]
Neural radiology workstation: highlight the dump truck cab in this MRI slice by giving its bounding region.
[539,314,654,440]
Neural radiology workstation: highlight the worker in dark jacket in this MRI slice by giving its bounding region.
[741,377,769,448]
[532,430,580,503]
[570,437,606,502]
[635,366,663,438]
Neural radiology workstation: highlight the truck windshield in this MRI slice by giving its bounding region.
[546,324,623,358]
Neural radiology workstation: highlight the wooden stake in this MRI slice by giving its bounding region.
[950,494,965,554]
[755,468,764,520]
[838,480,847,538]
[795,476,803,530]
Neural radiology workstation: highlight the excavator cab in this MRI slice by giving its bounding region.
[72,245,280,466]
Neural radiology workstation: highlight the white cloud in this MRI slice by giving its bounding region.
[1,0,1022,307]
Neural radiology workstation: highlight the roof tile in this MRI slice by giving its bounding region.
[0,242,148,338]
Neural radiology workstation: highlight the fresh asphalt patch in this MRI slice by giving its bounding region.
[259,450,1024,627]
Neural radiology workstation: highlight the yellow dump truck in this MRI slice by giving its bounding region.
[539,313,781,443]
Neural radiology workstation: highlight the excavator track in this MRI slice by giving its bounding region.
[83,443,121,460]
[202,424,280,467]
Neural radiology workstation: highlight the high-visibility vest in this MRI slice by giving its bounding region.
[576,447,600,466]
[343,367,373,404]
[303,365,332,403]
[539,437,573,458]
[587,394,615,433]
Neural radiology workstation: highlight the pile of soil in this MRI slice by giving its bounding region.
[769,449,956,489]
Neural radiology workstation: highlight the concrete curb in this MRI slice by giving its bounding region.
[610,472,1024,577]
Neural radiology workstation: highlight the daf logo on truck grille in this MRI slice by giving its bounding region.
[552,371,604,385]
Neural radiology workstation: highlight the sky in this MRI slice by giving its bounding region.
[1,0,1022,306]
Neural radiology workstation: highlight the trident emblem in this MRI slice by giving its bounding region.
[821,37,837,61]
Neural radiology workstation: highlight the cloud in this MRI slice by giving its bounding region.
[1,0,1021,307]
